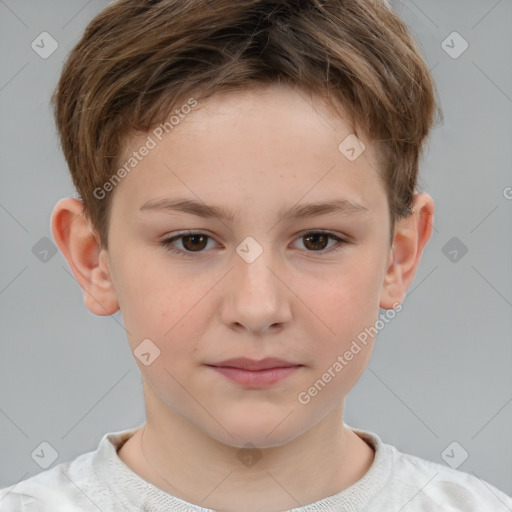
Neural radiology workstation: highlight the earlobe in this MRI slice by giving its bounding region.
[379,193,434,310]
[50,198,119,316]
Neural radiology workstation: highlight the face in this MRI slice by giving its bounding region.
[104,83,393,448]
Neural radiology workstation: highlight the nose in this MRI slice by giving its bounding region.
[219,247,293,334]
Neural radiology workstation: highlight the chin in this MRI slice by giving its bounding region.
[204,416,308,450]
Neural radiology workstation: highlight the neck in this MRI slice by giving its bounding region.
[118,404,375,511]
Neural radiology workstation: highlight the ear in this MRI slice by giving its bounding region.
[50,198,119,316]
[380,193,434,309]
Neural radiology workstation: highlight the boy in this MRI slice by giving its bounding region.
[1,0,511,510]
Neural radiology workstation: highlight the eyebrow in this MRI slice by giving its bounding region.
[139,197,370,222]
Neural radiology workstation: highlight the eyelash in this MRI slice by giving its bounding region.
[160,230,350,257]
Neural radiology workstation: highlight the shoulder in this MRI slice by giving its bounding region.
[0,428,138,512]
[352,426,512,511]
[386,444,512,511]
[0,449,100,512]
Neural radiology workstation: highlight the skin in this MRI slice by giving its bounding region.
[51,83,434,512]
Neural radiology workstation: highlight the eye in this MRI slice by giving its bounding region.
[293,231,348,253]
[161,231,217,256]
[160,230,350,257]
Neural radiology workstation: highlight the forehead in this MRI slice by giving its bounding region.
[112,83,386,219]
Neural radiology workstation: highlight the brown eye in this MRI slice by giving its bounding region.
[161,232,215,255]
[302,232,330,251]
[181,234,208,251]
[296,231,346,253]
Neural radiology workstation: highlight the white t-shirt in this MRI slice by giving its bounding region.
[1,424,511,511]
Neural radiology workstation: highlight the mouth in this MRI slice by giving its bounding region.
[205,358,303,387]
[207,357,302,371]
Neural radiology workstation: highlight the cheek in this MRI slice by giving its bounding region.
[113,252,187,327]
[318,262,381,327]
[121,272,212,367]
[300,273,379,406]
[304,257,383,372]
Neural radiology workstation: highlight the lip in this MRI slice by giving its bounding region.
[205,357,303,388]
[207,365,302,387]
[208,357,301,370]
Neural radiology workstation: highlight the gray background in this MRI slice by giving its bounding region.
[1,0,511,500]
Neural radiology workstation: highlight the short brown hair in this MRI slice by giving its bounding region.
[51,0,443,249]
